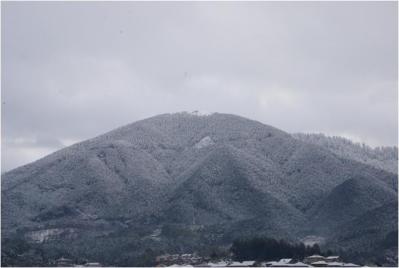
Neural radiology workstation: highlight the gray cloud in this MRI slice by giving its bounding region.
[2,1,397,171]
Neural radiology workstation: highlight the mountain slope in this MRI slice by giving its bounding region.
[164,145,307,229]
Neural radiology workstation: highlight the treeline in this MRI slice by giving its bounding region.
[231,237,331,262]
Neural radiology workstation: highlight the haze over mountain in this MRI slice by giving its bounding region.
[2,112,397,266]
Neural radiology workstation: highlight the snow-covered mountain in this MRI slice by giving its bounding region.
[292,133,398,174]
[2,112,397,266]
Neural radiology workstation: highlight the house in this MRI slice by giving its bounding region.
[326,256,341,263]
[266,259,292,267]
[326,262,343,267]
[182,254,193,259]
[270,262,293,267]
[279,259,293,264]
[304,255,325,264]
[325,262,360,268]
[205,261,229,267]
[311,260,328,267]
[194,263,211,267]
[266,261,288,267]
[289,262,309,267]
[56,257,74,267]
[342,264,360,267]
[266,260,309,267]
[241,261,256,266]
[227,262,241,267]
[84,262,102,267]
[227,261,255,267]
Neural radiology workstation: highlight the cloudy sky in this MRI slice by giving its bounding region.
[2,1,398,171]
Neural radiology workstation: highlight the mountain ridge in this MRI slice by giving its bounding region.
[292,133,398,174]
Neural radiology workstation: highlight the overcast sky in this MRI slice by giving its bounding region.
[2,1,398,171]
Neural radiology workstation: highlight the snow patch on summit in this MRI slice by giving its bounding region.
[182,110,214,116]
[190,110,213,116]
[194,136,215,149]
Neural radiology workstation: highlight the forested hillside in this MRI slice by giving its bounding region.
[292,133,397,174]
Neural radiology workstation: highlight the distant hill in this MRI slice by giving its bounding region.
[292,133,398,174]
[2,112,397,266]
[308,176,397,233]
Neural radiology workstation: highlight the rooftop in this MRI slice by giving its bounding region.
[307,255,324,258]
[311,261,328,265]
